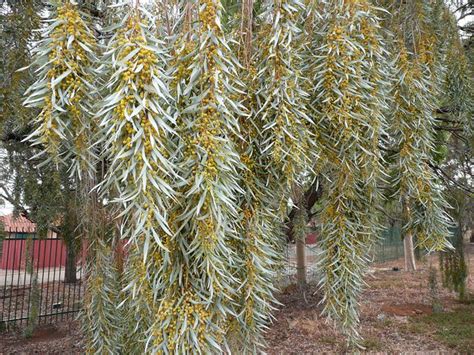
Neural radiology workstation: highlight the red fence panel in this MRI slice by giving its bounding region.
[0,236,85,325]
[0,239,25,269]
[0,238,67,270]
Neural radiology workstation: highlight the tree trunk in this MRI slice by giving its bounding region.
[404,231,417,272]
[296,235,306,286]
[65,245,77,283]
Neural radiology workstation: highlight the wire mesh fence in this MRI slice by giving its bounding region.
[0,235,84,328]
[279,226,405,287]
[370,226,404,263]
[276,242,320,287]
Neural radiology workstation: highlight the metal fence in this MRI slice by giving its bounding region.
[280,226,405,285]
[370,226,404,263]
[0,226,457,326]
[278,242,320,286]
[0,236,84,328]
[281,225,467,286]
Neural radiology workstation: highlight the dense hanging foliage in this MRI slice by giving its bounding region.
[22,1,97,175]
[0,0,471,351]
[387,1,454,254]
[440,228,468,300]
[306,0,390,340]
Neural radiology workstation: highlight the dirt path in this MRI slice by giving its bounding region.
[0,322,83,355]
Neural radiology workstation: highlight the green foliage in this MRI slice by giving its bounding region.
[23,0,97,174]
[228,0,307,349]
[306,0,389,343]
[83,239,122,353]
[409,302,474,352]
[97,6,175,247]
[0,1,42,138]
[385,0,453,253]
[432,130,450,165]
[255,0,313,190]
[440,228,468,300]
[442,14,474,135]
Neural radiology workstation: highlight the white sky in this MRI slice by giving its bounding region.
[0,200,13,216]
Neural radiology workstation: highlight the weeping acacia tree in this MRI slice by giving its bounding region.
[19,0,471,351]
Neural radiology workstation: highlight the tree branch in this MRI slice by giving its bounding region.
[428,162,474,194]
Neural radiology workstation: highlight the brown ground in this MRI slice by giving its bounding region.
[0,322,83,354]
[267,245,474,353]
[1,245,473,354]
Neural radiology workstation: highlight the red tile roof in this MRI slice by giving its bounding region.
[0,213,36,233]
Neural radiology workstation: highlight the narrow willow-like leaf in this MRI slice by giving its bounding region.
[23,0,98,175]
[98,7,175,250]
[387,0,453,253]
[147,0,245,352]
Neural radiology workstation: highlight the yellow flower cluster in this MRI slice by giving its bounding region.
[327,25,344,42]
[323,17,379,145]
[37,97,59,149]
[111,15,169,181]
[174,40,195,85]
[179,0,228,189]
[57,4,86,37]
[360,18,378,48]
[192,196,219,250]
[242,208,253,221]
[134,255,155,308]
[38,1,95,160]
[187,63,223,179]
[199,0,219,33]
[343,0,369,12]
[416,34,436,67]
[154,290,212,351]
[114,95,133,121]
